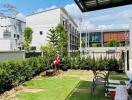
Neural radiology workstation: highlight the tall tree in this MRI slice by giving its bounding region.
[48,27,58,47]
[48,24,68,57]
[23,27,33,51]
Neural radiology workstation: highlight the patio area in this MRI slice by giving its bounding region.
[4,70,128,100]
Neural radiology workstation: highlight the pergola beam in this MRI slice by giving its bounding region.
[74,0,132,12]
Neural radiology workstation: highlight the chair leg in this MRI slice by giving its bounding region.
[91,86,93,96]
[91,84,94,96]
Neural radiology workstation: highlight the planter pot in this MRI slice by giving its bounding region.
[117,70,124,73]
[74,66,79,70]
[83,66,90,70]
[61,66,68,71]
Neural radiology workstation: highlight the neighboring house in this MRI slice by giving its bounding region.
[26,7,79,51]
[81,29,129,47]
[0,16,25,51]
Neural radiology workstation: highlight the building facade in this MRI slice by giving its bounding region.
[26,7,79,51]
[81,29,129,47]
[0,16,25,51]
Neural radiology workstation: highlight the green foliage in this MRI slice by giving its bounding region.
[17,77,80,100]
[48,24,68,57]
[107,58,119,71]
[92,43,98,47]
[40,44,56,67]
[107,39,118,47]
[48,28,58,47]
[0,57,48,93]
[61,55,120,71]
[81,39,86,48]
[23,27,33,51]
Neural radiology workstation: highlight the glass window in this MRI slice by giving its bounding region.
[14,34,16,38]
[89,32,101,42]
[40,31,43,35]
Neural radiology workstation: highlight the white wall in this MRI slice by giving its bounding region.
[0,51,25,61]
[83,47,127,52]
[81,47,127,60]
[0,39,11,51]
[26,8,61,50]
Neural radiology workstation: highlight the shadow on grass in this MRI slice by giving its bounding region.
[66,80,110,100]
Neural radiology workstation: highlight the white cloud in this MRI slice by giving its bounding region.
[16,13,26,22]
[97,24,129,30]
[36,5,57,13]
[36,8,44,13]
[64,3,131,30]
[45,5,57,10]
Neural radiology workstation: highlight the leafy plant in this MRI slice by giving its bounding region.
[0,56,48,93]
[92,43,98,47]
[41,44,56,68]
[81,39,86,48]
[48,24,68,57]
[107,39,118,47]
[22,27,33,51]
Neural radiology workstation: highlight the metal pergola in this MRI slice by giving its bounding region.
[74,0,132,12]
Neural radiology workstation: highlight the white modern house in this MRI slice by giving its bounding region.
[26,7,79,51]
[0,16,25,51]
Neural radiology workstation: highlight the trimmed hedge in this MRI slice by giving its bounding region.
[61,56,123,71]
[0,57,49,93]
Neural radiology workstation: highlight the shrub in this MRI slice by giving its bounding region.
[0,56,47,93]
[92,43,98,47]
[107,39,118,47]
[107,58,119,71]
[61,55,120,72]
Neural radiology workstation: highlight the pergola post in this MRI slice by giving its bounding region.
[129,18,132,72]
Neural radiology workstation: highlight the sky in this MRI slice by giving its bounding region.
[0,0,132,30]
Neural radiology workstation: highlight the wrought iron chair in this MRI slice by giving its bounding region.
[91,69,110,96]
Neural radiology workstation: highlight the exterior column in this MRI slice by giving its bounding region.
[129,18,132,73]
[101,30,104,47]
[86,31,88,48]
[79,18,82,53]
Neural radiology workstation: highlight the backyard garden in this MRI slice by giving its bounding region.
[0,52,128,100]
[0,24,129,100]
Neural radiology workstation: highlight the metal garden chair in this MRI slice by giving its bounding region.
[91,69,110,96]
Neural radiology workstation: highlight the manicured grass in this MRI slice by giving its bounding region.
[17,77,109,100]
[14,70,128,100]
[67,81,109,100]
[16,77,80,100]
[109,72,129,81]
[68,89,109,100]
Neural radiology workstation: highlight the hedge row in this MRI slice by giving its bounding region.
[0,56,50,93]
[61,56,124,71]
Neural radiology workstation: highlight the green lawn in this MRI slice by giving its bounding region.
[109,72,129,81]
[16,77,109,100]
[16,77,80,100]
[14,70,128,100]
[67,81,109,100]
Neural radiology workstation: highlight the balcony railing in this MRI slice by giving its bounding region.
[3,30,11,38]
